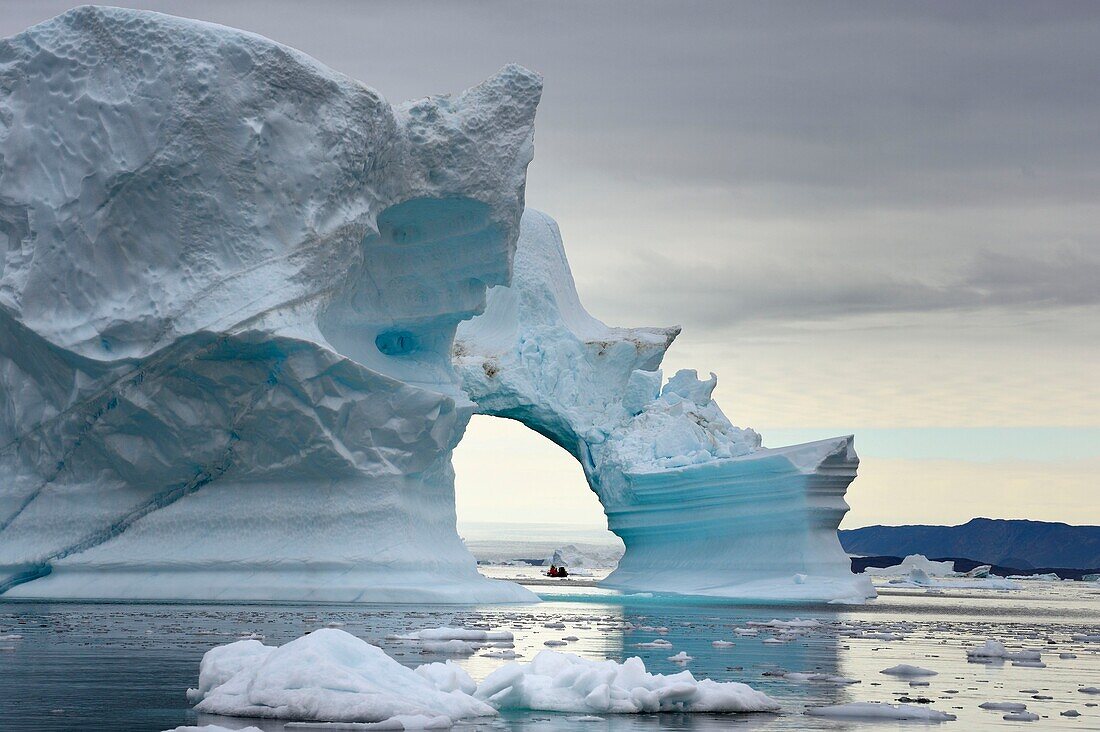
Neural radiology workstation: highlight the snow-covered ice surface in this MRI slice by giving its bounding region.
[2,579,1098,730]
[0,7,541,603]
[455,211,874,604]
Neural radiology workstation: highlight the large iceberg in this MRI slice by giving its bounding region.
[0,6,539,602]
[0,7,870,604]
[455,211,874,603]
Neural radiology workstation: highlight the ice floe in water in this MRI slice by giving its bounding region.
[966,639,1043,665]
[477,650,779,714]
[186,628,778,725]
[805,702,956,722]
[189,630,495,725]
[165,727,264,732]
[979,701,1028,711]
[880,664,938,677]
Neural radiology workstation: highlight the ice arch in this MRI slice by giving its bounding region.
[0,7,871,604]
[455,211,875,603]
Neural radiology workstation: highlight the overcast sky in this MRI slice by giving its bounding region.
[5,2,1098,528]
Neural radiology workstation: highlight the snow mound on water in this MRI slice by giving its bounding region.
[190,629,495,724]
[476,650,779,714]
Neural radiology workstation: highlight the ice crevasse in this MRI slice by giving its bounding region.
[0,6,872,604]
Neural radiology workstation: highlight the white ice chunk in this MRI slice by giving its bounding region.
[190,629,497,724]
[476,650,779,714]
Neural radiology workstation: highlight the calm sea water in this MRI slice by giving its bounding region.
[1,581,1098,731]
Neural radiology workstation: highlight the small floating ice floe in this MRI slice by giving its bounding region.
[881,664,938,677]
[394,627,514,642]
[781,672,860,685]
[481,650,521,659]
[747,618,821,629]
[980,702,1028,711]
[162,722,266,726]
[667,651,692,663]
[966,639,1043,665]
[804,702,955,722]
[1003,710,1040,721]
[421,639,479,655]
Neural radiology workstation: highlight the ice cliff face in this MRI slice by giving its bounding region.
[0,7,539,601]
[456,211,875,603]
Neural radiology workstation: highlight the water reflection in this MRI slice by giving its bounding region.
[1,583,1098,731]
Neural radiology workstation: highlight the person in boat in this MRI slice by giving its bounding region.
[557,565,569,577]
[547,564,559,577]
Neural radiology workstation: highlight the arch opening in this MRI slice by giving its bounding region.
[453,414,624,577]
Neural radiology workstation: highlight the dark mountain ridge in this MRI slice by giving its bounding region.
[839,518,1100,570]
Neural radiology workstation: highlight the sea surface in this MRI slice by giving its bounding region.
[1,538,1098,731]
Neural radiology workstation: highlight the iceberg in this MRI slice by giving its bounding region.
[865,554,955,577]
[0,7,870,605]
[455,211,875,603]
[0,7,539,602]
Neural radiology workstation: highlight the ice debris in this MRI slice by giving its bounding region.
[187,629,779,724]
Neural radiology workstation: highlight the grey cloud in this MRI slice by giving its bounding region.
[3,1,1098,333]
[581,239,1100,328]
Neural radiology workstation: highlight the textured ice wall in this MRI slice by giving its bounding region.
[456,211,875,603]
[0,7,541,601]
